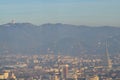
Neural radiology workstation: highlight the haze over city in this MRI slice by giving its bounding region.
[0,0,120,80]
[0,0,120,26]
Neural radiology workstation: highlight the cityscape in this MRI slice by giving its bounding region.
[0,22,120,80]
[0,0,120,80]
[0,48,120,80]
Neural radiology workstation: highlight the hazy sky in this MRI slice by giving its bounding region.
[0,0,120,26]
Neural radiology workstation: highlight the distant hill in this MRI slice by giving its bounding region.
[0,23,120,55]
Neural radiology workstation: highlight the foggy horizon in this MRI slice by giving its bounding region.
[0,0,120,27]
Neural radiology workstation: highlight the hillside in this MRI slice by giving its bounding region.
[0,23,120,55]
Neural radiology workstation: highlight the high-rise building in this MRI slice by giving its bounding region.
[62,64,69,79]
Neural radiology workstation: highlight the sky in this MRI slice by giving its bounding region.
[0,0,120,26]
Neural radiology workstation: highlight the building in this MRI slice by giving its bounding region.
[0,71,16,80]
[86,75,99,80]
[62,64,69,79]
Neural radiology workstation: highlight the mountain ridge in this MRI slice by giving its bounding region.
[0,23,120,55]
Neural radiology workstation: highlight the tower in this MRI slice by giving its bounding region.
[11,19,15,24]
[105,41,112,70]
[62,64,69,79]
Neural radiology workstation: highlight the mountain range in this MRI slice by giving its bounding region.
[0,23,120,55]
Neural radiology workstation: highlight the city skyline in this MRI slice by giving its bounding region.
[0,0,120,27]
